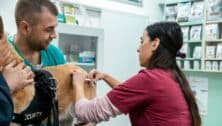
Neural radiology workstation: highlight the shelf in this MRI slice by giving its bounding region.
[74,62,96,66]
[162,0,219,73]
[177,58,201,60]
[205,39,222,43]
[182,69,202,72]
[202,70,222,73]
[165,0,204,5]
[179,20,203,26]
[204,58,222,61]
[157,0,165,4]
[57,23,104,43]
[184,40,202,43]
[110,0,143,7]
[165,0,192,5]
[206,19,222,24]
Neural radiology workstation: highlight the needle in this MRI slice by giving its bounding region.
[85,78,96,85]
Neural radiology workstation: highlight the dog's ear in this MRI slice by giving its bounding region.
[0,16,3,39]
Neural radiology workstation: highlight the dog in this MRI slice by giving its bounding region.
[0,16,96,125]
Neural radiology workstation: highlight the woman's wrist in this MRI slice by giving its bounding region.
[102,73,108,81]
[74,84,86,102]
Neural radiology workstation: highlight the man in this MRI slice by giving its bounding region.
[9,0,65,70]
[8,0,66,125]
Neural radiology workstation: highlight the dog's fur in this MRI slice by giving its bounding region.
[0,17,95,123]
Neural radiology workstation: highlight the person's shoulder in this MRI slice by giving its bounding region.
[138,69,172,80]
[0,73,7,86]
[47,44,61,51]
[45,44,64,55]
[42,44,66,64]
[7,35,14,44]
[140,68,166,73]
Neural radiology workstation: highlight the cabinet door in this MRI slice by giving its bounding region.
[57,24,104,72]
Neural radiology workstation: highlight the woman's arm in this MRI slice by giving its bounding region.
[89,69,121,88]
[0,73,14,126]
[72,70,122,123]
[72,95,121,123]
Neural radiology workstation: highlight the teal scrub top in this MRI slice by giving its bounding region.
[8,36,66,69]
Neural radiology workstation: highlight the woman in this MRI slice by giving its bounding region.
[72,22,201,126]
[0,34,34,126]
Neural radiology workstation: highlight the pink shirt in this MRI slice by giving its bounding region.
[107,69,192,126]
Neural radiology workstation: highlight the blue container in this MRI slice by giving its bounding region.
[78,57,95,63]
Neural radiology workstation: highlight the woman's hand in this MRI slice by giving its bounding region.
[89,69,121,88]
[2,61,34,93]
[72,69,88,89]
[72,69,88,102]
[89,69,105,82]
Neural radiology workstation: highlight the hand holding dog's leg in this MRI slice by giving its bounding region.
[88,69,105,82]
[72,70,88,103]
[2,61,34,93]
[89,69,121,88]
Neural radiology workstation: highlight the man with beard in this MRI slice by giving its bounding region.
[8,0,65,70]
[7,0,66,125]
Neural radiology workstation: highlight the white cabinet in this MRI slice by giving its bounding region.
[56,23,104,72]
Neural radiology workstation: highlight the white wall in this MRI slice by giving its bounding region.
[143,0,163,23]
[0,0,17,34]
[96,9,148,126]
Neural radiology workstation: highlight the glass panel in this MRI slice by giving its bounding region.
[59,33,98,72]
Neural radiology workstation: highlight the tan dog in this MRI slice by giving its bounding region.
[0,16,95,124]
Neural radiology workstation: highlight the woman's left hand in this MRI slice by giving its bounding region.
[72,69,88,89]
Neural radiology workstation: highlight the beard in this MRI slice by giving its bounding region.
[26,35,50,51]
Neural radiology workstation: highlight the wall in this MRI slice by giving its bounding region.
[186,71,222,126]
[143,0,163,23]
[96,9,148,126]
[0,0,17,34]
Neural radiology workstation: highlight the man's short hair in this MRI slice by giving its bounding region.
[15,0,58,27]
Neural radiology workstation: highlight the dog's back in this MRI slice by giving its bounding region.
[43,64,96,119]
